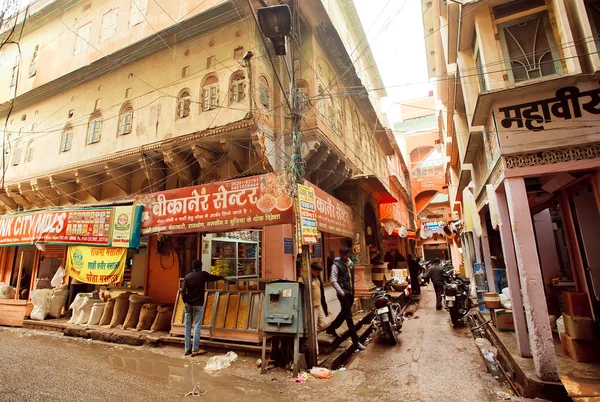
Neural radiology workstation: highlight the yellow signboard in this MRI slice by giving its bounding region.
[65,246,126,284]
[297,184,318,245]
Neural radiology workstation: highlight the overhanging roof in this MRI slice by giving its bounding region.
[347,174,397,204]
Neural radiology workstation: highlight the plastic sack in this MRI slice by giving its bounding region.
[0,283,15,299]
[68,293,93,324]
[86,302,106,326]
[204,351,238,371]
[30,289,53,321]
[501,287,511,300]
[75,297,96,325]
[48,285,69,319]
[50,266,65,287]
[557,315,565,335]
[310,367,332,379]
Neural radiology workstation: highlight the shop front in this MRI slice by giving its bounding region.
[137,173,357,342]
[0,205,143,327]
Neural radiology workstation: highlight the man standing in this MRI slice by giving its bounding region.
[425,259,445,310]
[181,260,224,356]
[407,254,421,296]
[298,262,330,354]
[325,247,366,351]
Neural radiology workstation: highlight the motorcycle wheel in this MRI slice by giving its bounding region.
[449,307,460,325]
[383,320,398,346]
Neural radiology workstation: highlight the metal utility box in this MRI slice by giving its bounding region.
[262,281,304,334]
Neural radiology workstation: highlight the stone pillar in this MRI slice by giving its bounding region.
[504,178,558,380]
[496,189,531,358]
[479,213,497,293]
[354,264,376,297]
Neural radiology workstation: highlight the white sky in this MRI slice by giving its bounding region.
[353,0,432,123]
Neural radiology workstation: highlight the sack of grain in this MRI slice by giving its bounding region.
[136,303,158,331]
[75,297,96,325]
[122,294,152,329]
[99,298,116,326]
[86,302,106,326]
[109,292,133,328]
[151,305,173,332]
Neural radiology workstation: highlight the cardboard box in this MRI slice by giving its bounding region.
[495,309,515,332]
[560,332,600,363]
[563,314,597,341]
[563,292,593,318]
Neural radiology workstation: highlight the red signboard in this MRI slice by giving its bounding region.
[0,209,113,246]
[308,183,355,238]
[139,173,295,235]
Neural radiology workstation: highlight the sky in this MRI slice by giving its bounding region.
[353,0,432,123]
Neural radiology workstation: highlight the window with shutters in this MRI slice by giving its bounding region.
[177,90,191,118]
[12,144,22,166]
[87,112,102,144]
[497,12,561,84]
[9,64,18,98]
[118,103,133,135]
[202,76,219,111]
[229,72,246,104]
[61,125,73,152]
[74,23,91,55]
[100,9,118,42]
[130,0,148,26]
[24,141,33,163]
[258,76,269,108]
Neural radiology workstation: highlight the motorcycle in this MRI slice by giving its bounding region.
[442,271,473,325]
[371,284,403,345]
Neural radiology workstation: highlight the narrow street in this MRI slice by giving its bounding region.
[0,285,512,402]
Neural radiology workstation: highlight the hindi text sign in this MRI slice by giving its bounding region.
[297,184,318,245]
[65,246,127,284]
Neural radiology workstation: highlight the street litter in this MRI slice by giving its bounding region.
[294,372,309,383]
[185,382,207,397]
[310,367,332,379]
[204,351,238,371]
[338,367,347,371]
[255,358,262,367]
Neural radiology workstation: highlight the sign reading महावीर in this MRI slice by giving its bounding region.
[495,81,600,154]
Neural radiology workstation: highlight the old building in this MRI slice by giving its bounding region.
[0,0,405,327]
[423,0,600,394]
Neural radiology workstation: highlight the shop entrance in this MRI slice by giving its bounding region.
[568,179,600,321]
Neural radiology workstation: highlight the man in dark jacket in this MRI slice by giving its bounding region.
[425,259,445,310]
[182,260,224,356]
[325,247,365,351]
[407,254,421,296]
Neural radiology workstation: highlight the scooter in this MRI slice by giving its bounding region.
[371,284,403,345]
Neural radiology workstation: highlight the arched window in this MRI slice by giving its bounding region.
[259,76,269,108]
[24,140,33,163]
[61,124,73,152]
[118,103,133,135]
[87,111,102,144]
[12,139,22,166]
[177,89,191,118]
[202,76,219,111]
[229,72,246,103]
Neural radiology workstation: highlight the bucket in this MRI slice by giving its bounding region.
[371,263,387,287]
[484,292,502,309]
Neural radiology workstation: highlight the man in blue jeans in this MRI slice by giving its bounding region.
[181,260,224,356]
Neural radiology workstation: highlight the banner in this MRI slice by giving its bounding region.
[297,184,318,245]
[139,173,294,236]
[308,182,355,238]
[0,206,142,248]
[65,246,126,284]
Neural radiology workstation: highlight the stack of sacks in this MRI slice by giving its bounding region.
[122,294,152,330]
[109,292,133,328]
[151,306,173,332]
[136,304,158,331]
[99,298,116,326]
[68,293,93,324]
[48,284,69,319]
[75,296,97,325]
[86,302,106,326]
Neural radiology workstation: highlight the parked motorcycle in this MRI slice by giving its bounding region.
[442,271,473,325]
[371,285,403,345]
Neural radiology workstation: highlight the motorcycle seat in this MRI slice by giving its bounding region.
[387,291,403,299]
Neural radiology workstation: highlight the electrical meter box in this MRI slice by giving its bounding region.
[262,281,305,334]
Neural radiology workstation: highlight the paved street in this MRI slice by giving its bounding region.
[0,285,513,402]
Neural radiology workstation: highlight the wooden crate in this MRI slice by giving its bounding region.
[0,300,29,327]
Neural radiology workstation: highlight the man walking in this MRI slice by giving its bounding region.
[425,259,445,310]
[325,246,366,351]
[298,262,330,355]
[181,260,224,356]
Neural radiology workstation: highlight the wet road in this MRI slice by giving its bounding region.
[0,286,511,402]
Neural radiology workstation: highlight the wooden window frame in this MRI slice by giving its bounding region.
[178,91,191,118]
[61,128,73,152]
[87,115,102,144]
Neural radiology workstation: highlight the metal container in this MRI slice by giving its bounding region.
[262,281,304,335]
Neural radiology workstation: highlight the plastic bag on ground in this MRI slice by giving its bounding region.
[50,266,65,287]
[557,315,565,335]
[310,367,332,379]
[30,289,53,320]
[204,351,238,371]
